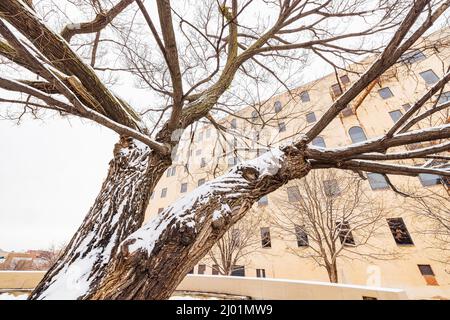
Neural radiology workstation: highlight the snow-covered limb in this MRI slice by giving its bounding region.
[90,146,309,299]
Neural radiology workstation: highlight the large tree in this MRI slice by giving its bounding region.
[0,0,449,299]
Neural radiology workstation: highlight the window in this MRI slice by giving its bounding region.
[378,87,394,99]
[231,265,245,277]
[418,264,438,286]
[367,173,389,190]
[231,228,240,245]
[336,221,355,246]
[200,157,206,168]
[287,186,301,202]
[420,69,439,85]
[401,49,426,64]
[158,208,164,214]
[212,265,220,275]
[251,111,258,121]
[274,101,282,113]
[150,191,154,200]
[402,103,411,111]
[300,91,310,102]
[228,157,237,168]
[387,218,414,245]
[187,268,194,274]
[180,183,188,193]
[340,75,350,84]
[196,149,202,156]
[167,166,176,177]
[331,83,343,96]
[419,173,441,187]
[196,132,203,142]
[306,112,316,123]
[258,195,268,206]
[184,163,189,173]
[278,122,286,132]
[323,179,340,197]
[256,269,266,278]
[341,105,354,117]
[231,118,237,129]
[161,188,167,198]
[295,225,309,247]
[260,227,272,248]
[437,91,450,104]
[197,178,206,186]
[311,136,326,148]
[198,264,206,275]
[348,126,367,143]
[389,109,403,123]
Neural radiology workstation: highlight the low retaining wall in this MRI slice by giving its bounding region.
[0,271,407,300]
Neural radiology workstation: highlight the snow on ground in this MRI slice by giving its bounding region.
[0,293,29,300]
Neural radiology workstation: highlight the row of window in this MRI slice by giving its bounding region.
[254,217,413,250]
[189,262,438,285]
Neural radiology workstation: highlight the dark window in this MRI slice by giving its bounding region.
[437,91,450,104]
[231,118,237,129]
[300,91,310,102]
[198,178,206,186]
[418,264,439,286]
[212,265,220,275]
[341,106,354,117]
[323,179,340,197]
[306,112,316,123]
[198,264,206,275]
[258,195,268,206]
[402,103,411,111]
[348,126,367,143]
[311,136,326,148]
[389,109,403,123]
[340,75,350,84]
[367,173,389,190]
[166,166,176,177]
[161,188,167,198]
[287,186,301,202]
[260,227,272,248]
[278,122,286,132]
[419,69,439,85]
[200,157,206,168]
[184,163,189,173]
[419,173,441,187]
[187,268,194,274]
[256,269,266,278]
[331,83,343,96]
[158,208,164,214]
[231,228,240,246]
[274,101,282,113]
[387,218,414,245]
[401,49,426,64]
[378,87,394,99]
[337,221,355,246]
[231,265,245,277]
[180,183,188,193]
[295,225,309,247]
[251,111,258,121]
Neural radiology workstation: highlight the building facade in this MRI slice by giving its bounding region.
[145,28,450,299]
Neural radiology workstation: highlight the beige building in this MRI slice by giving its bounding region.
[145,28,450,299]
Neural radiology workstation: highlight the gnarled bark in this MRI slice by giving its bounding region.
[91,146,310,300]
[29,138,171,300]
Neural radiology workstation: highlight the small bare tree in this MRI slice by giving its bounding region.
[271,170,397,283]
[206,209,263,275]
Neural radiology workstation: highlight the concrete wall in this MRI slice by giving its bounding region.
[0,271,408,300]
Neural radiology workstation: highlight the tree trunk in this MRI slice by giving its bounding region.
[326,263,339,283]
[91,146,309,299]
[29,138,171,299]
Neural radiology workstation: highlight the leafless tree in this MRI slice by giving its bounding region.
[270,170,398,283]
[0,0,448,299]
[206,209,264,275]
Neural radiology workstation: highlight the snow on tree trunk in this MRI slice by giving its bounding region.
[91,146,310,300]
[29,138,171,300]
